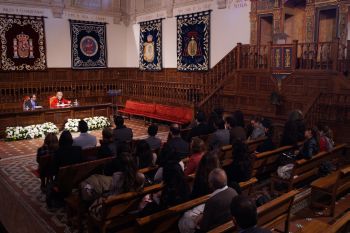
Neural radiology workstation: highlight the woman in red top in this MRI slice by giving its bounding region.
[50,91,71,108]
[184,137,206,175]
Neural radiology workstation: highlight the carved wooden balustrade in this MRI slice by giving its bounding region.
[305,92,350,127]
[235,40,349,72]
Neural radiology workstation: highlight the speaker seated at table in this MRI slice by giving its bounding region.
[23,94,40,110]
[50,91,71,108]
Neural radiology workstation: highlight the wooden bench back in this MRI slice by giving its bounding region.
[293,144,347,181]
[207,190,299,233]
[257,189,298,232]
[219,137,267,161]
[82,146,100,160]
[100,183,164,220]
[252,145,294,177]
[135,178,258,233]
[335,165,350,196]
[56,156,114,194]
[327,211,350,233]
[247,137,267,153]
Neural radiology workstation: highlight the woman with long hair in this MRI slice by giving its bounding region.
[37,133,59,191]
[110,152,145,195]
[191,151,221,199]
[134,140,156,169]
[140,161,189,216]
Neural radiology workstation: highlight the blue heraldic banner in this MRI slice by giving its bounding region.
[139,19,162,71]
[177,11,210,71]
[70,20,107,69]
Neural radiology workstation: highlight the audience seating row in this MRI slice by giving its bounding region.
[311,164,350,216]
[271,144,348,194]
[207,190,299,233]
[116,178,258,233]
[119,100,194,125]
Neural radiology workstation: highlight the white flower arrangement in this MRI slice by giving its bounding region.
[64,116,110,132]
[5,122,59,141]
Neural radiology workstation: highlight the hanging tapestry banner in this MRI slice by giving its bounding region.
[70,20,107,69]
[139,19,162,71]
[0,14,47,71]
[177,11,210,71]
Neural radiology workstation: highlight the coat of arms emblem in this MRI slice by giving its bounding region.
[13,32,34,59]
[143,34,155,62]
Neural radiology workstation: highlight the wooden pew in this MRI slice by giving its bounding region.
[56,156,114,195]
[87,183,164,233]
[246,136,267,153]
[271,144,347,193]
[207,190,299,233]
[82,146,101,161]
[251,145,295,177]
[129,178,259,233]
[219,137,267,161]
[294,211,350,233]
[327,211,350,233]
[310,165,350,216]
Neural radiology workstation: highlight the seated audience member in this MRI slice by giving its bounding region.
[113,115,133,149]
[318,124,334,152]
[233,110,245,128]
[209,119,230,149]
[248,116,265,140]
[167,124,190,159]
[230,195,272,233]
[226,141,252,184]
[145,124,162,151]
[73,120,97,149]
[134,140,156,169]
[184,137,206,175]
[255,119,275,153]
[24,94,39,109]
[36,133,59,190]
[191,151,221,199]
[196,168,238,232]
[53,130,82,175]
[88,152,145,216]
[226,116,247,144]
[189,111,210,140]
[140,162,189,216]
[297,127,319,160]
[50,91,71,108]
[154,144,185,183]
[98,127,116,157]
[207,111,220,134]
[280,110,305,146]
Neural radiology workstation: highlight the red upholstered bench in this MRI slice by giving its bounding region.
[118,100,193,125]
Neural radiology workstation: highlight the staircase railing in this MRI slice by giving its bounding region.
[304,92,350,127]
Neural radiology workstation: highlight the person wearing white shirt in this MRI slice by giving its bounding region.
[73,120,97,149]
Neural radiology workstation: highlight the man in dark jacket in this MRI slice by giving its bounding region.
[198,168,238,232]
[167,124,190,159]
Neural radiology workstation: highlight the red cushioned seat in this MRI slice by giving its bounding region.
[119,100,193,125]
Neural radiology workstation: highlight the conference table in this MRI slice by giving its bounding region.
[0,103,113,138]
